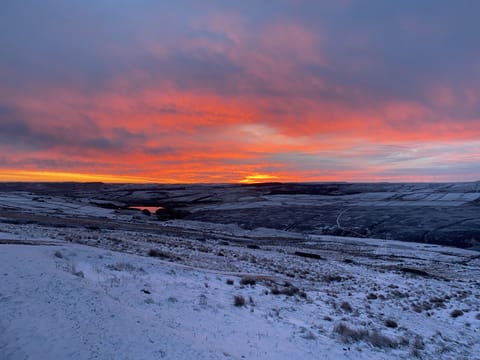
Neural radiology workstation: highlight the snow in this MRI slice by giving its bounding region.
[0,242,348,360]
[0,191,479,359]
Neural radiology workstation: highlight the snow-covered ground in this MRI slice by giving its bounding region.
[1,191,479,359]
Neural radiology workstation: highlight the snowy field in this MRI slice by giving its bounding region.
[0,190,479,359]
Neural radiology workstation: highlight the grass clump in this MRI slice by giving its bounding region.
[240,277,256,286]
[233,295,246,307]
[148,249,166,257]
[411,335,425,357]
[67,263,84,278]
[269,282,300,297]
[368,331,398,348]
[340,301,353,312]
[148,249,179,261]
[106,262,142,272]
[385,319,398,328]
[450,309,464,318]
[333,322,402,348]
[333,322,368,343]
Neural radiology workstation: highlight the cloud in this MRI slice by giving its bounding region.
[1,1,480,182]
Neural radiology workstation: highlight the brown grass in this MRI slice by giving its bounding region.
[234,295,246,307]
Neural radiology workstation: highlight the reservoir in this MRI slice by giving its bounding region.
[128,206,164,213]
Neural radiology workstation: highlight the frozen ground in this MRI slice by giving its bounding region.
[2,181,479,248]
[0,188,479,359]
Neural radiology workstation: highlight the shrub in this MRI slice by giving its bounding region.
[368,331,398,348]
[340,301,353,312]
[148,249,164,257]
[65,262,84,278]
[270,287,280,295]
[333,322,401,348]
[234,295,246,307]
[240,277,256,286]
[85,225,100,231]
[333,322,368,343]
[106,262,139,272]
[148,249,175,260]
[324,274,343,282]
[411,335,425,357]
[450,309,464,318]
[270,285,299,296]
[385,319,398,328]
[300,327,317,340]
[411,303,423,313]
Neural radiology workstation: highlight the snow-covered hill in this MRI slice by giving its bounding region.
[0,188,479,359]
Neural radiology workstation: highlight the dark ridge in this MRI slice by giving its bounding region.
[294,251,324,260]
[400,268,430,277]
[241,182,283,187]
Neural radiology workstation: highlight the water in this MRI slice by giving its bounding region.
[128,206,164,213]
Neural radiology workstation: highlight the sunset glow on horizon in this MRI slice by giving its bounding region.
[1,1,480,183]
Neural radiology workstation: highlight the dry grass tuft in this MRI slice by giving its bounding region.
[411,335,425,357]
[234,295,246,307]
[148,249,180,261]
[270,285,299,296]
[106,262,144,273]
[333,322,368,343]
[340,301,353,312]
[450,309,464,318]
[240,277,256,286]
[333,322,402,348]
[385,319,398,328]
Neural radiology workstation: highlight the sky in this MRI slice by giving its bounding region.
[1,0,479,183]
